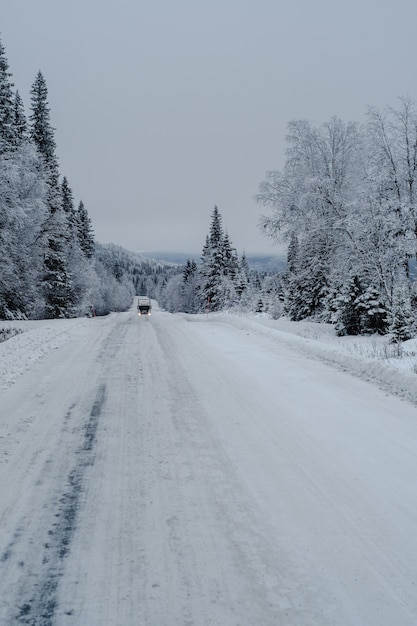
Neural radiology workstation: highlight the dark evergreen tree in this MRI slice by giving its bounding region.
[235,252,250,298]
[13,91,27,144]
[199,206,225,310]
[355,284,388,334]
[0,37,16,153]
[30,71,58,180]
[76,200,95,258]
[284,234,331,320]
[61,176,74,213]
[181,259,199,313]
[389,284,415,342]
[287,233,299,274]
[30,72,75,318]
[61,176,77,231]
[197,206,242,310]
[222,232,239,280]
[332,275,364,336]
[240,252,250,281]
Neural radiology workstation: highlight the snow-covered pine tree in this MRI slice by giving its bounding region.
[198,206,241,311]
[355,283,388,334]
[0,140,48,318]
[61,177,96,314]
[0,39,46,318]
[61,176,74,213]
[287,233,299,274]
[181,259,199,313]
[0,37,16,153]
[30,72,75,318]
[199,207,226,311]
[284,233,331,320]
[235,252,250,298]
[30,71,58,179]
[13,91,27,144]
[258,117,360,322]
[76,200,95,258]
[331,275,364,336]
[389,283,415,342]
[222,232,239,280]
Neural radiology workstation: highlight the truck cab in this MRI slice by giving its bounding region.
[137,297,152,316]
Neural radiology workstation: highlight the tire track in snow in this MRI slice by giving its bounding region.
[14,384,106,626]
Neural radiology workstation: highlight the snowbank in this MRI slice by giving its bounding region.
[2,311,417,404]
[0,319,88,390]
[185,312,417,406]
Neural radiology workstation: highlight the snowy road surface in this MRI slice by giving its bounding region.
[1,305,417,625]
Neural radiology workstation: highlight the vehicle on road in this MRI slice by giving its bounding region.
[137,297,151,316]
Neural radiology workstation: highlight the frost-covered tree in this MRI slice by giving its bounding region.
[258,117,361,321]
[0,37,16,153]
[0,40,48,318]
[199,206,240,310]
[256,108,417,333]
[181,259,199,313]
[0,142,47,318]
[329,275,364,336]
[286,233,299,273]
[13,91,27,144]
[235,252,250,299]
[76,200,95,258]
[30,72,76,318]
[30,71,58,178]
[199,207,225,310]
[389,282,415,342]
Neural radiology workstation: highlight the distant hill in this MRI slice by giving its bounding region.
[246,254,287,272]
[140,251,286,273]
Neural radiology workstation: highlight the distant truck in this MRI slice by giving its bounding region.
[137,297,152,316]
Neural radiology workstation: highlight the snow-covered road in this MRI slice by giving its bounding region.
[1,305,417,625]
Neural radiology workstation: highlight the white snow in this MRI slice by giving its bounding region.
[2,311,417,399]
[1,304,417,624]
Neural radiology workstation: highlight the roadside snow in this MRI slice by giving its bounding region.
[1,304,417,625]
[2,311,417,403]
[0,318,90,390]
[184,312,417,405]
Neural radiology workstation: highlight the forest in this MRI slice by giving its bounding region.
[0,38,173,320]
[158,105,417,343]
[256,107,417,340]
[0,37,277,323]
[2,33,417,341]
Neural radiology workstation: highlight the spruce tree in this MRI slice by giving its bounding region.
[199,207,225,310]
[287,233,299,274]
[222,232,239,280]
[13,91,27,144]
[356,284,388,334]
[61,176,78,236]
[30,72,75,318]
[76,200,95,258]
[332,275,363,336]
[198,206,240,311]
[0,37,16,153]
[30,71,58,179]
[389,284,415,342]
[181,259,199,313]
[235,252,250,298]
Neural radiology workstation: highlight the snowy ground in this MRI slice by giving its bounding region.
[1,303,417,624]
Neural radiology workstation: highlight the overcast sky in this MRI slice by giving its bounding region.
[2,0,417,255]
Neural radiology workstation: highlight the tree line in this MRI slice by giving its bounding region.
[6,33,414,337]
[257,102,417,341]
[157,206,279,314]
[0,37,162,320]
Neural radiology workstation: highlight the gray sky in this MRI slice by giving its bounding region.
[2,0,417,255]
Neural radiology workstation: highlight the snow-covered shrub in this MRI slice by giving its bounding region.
[0,327,23,343]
